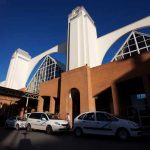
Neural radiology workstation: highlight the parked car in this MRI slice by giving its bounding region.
[5,116,27,130]
[73,111,142,140]
[26,112,69,134]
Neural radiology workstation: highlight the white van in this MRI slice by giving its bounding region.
[26,112,69,134]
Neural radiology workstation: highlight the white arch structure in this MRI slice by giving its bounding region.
[0,6,149,91]
[0,42,66,90]
[97,16,150,64]
[27,42,66,83]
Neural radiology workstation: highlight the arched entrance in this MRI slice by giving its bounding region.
[70,88,80,120]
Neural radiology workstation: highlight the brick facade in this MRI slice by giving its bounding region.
[38,52,150,123]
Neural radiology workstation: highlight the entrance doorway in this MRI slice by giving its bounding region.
[118,77,150,126]
[95,87,113,113]
[70,88,80,119]
[54,97,60,113]
[42,96,50,112]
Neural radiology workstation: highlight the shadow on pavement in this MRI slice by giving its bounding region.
[1,128,150,150]
[16,132,32,150]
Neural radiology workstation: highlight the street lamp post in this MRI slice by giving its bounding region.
[26,97,29,108]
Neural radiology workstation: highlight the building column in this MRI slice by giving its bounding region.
[59,92,67,120]
[49,97,55,114]
[89,97,96,112]
[37,96,44,112]
[142,75,150,108]
[87,66,96,112]
[111,82,120,116]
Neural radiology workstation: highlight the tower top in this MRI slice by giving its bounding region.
[12,48,31,59]
[68,6,95,25]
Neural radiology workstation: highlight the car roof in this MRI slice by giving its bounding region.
[29,112,54,115]
[29,112,44,114]
[79,111,109,114]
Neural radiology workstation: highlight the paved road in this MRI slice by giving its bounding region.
[0,127,150,150]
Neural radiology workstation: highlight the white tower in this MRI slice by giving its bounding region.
[5,48,31,89]
[67,6,99,70]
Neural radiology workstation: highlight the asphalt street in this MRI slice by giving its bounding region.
[0,127,150,150]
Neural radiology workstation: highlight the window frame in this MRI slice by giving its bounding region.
[83,112,95,121]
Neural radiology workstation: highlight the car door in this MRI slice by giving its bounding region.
[28,113,42,129]
[82,112,97,134]
[95,112,113,135]
[37,113,48,130]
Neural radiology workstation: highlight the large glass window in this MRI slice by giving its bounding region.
[27,55,64,94]
[112,31,150,62]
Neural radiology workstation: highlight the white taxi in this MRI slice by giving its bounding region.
[73,111,142,140]
[26,112,69,134]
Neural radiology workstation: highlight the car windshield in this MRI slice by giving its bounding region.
[47,113,59,120]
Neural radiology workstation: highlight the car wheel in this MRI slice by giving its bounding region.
[16,124,20,130]
[74,128,83,137]
[27,124,32,132]
[46,125,53,134]
[116,128,130,140]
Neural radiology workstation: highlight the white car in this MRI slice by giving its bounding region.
[5,116,27,130]
[26,112,69,134]
[73,111,142,140]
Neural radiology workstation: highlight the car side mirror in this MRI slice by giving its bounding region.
[41,118,46,121]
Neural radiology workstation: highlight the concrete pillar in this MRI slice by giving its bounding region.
[37,96,44,112]
[111,82,120,116]
[88,97,96,112]
[87,66,96,112]
[142,75,150,108]
[49,97,55,114]
[59,92,67,120]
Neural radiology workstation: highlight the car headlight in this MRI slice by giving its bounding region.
[54,122,61,126]
[128,121,139,128]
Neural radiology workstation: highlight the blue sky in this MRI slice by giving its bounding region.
[0,0,150,82]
